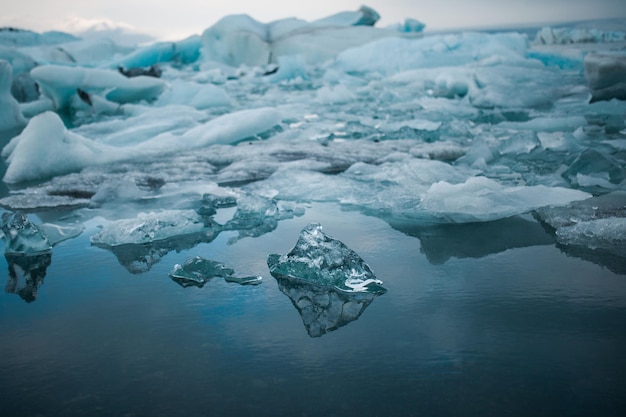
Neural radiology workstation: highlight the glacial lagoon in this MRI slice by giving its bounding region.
[1,6,626,416]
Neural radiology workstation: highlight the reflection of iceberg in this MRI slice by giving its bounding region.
[275,276,382,337]
[169,256,262,288]
[388,216,555,264]
[268,223,385,337]
[4,252,52,303]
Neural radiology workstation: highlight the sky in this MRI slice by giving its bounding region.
[2,0,626,40]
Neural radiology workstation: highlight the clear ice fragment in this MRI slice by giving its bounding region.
[267,223,385,294]
[0,211,52,254]
[169,256,262,288]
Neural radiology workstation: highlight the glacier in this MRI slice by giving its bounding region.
[0,6,625,274]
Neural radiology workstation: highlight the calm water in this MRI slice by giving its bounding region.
[1,203,625,417]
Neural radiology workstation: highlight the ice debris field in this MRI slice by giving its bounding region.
[0,5,625,280]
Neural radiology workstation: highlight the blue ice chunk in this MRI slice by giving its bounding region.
[111,35,202,69]
[169,256,262,288]
[0,211,52,254]
[267,223,385,294]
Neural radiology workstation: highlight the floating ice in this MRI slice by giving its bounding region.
[0,10,624,267]
[419,176,591,223]
[0,211,52,254]
[90,210,217,247]
[267,223,385,294]
[90,211,221,273]
[169,256,262,288]
[534,191,626,273]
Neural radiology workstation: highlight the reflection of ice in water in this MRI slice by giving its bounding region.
[4,252,52,303]
[275,277,383,337]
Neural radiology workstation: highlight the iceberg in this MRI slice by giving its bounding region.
[110,35,201,69]
[2,111,119,183]
[267,223,385,294]
[201,6,399,67]
[169,256,262,288]
[30,64,166,109]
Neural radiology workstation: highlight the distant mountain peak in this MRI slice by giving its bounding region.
[59,14,156,45]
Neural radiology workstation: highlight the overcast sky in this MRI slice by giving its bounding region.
[2,0,626,40]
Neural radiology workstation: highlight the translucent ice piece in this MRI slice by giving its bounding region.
[169,256,262,288]
[0,211,52,254]
[267,223,385,294]
[90,210,217,246]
